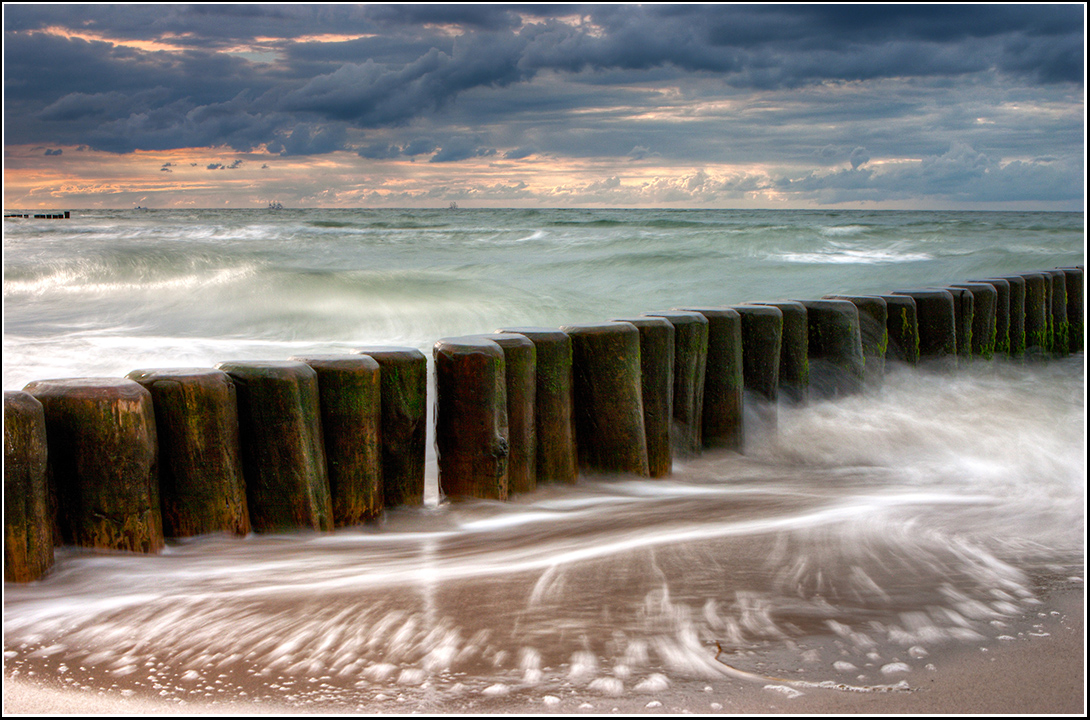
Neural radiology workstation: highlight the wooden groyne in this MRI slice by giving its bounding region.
[4,266,1085,581]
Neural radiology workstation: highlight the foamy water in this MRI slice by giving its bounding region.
[3,208,1084,710]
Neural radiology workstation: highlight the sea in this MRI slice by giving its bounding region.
[2,208,1085,711]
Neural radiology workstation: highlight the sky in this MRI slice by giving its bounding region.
[3,4,1086,210]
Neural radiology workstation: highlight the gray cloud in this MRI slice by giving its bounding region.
[3,5,1084,206]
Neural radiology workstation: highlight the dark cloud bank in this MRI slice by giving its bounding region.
[4,4,1085,206]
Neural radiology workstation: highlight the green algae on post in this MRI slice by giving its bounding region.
[643,310,709,456]
[1020,272,1050,358]
[892,289,957,369]
[1058,267,1083,353]
[434,337,510,500]
[289,355,384,525]
[995,275,1027,356]
[496,328,578,485]
[216,361,333,532]
[353,347,428,507]
[560,322,650,477]
[755,301,810,405]
[978,279,1011,356]
[685,307,745,452]
[127,368,251,537]
[3,391,53,582]
[24,377,163,553]
[881,294,919,365]
[488,333,538,494]
[797,299,865,398]
[951,282,998,359]
[612,316,674,478]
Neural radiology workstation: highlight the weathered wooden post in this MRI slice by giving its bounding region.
[612,316,674,478]
[24,378,163,553]
[950,282,998,359]
[882,294,918,365]
[1021,272,1050,358]
[995,275,1027,356]
[893,289,957,368]
[825,295,887,386]
[488,333,537,494]
[798,299,864,398]
[755,301,810,404]
[216,361,333,532]
[559,322,650,477]
[1059,266,1084,353]
[978,279,1011,356]
[433,337,509,500]
[684,308,745,451]
[288,355,383,524]
[126,368,250,537]
[734,304,782,439]
[353,347,427,507]
[1047,269,1070,358]
[4,391,53,582]
[643,311,708,456]
[496,328,578,484]
[940,286,974,362]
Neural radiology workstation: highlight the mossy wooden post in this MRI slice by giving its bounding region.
[1047,269,1070,358]
[940,286,974,362]
[881,294,918,365]
[643,311,708,456]
[951,282,998,359]
[353,347,427,507]
[798,300,864,398]
[995,275,1026,356]
[126,368,250,537]
[288,355,383,525]
[1020,272,1050,358]
[4,391,53,582]
[1059,267,1084,353]
[559,322,649,476]
[892,289,957,368]
[216,361,333,532]
[979,279,1011,356]
[756,301,809,404]
[24,378,163,553]
[684,308,744,451]
[612,316,674,478]
[826,295,887,386]
[734,304,782,439]
[488,334,537,494]
[496,328,577,484]
[433,337,509,500]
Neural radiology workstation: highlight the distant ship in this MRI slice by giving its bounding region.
[267,201,284,210]
[449,201,459,210]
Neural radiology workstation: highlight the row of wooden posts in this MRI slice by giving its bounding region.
[4,267,1084,582]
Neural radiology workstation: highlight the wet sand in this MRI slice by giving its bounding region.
[4,583,1082,715]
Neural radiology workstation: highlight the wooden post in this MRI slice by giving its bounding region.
[289,355,383,524]
[559,322,650,476]
[24,378,163,553]
[825,295,888,386]
[995,275,1027,356]
[612,316,674,478]
[734,304,782,439]
[643,311,709,456]
[978,279,1011,356]
[216,361,333,532]
[496,328,578,484]
[881,294,918,365]
[127,368,250,537]
[951,282,998,359]
[1020,272,1050,358]
[893,289,957,368]
[798,300,864,397]
[754,301,810,404]
[353,347,428,507]
[433,337,509,500]
[1058,267,1084,353]
[1047,269,1070,358]
[488,333,537,495]
[4,391,53,581]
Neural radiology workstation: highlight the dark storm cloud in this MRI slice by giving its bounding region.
[6,4,1082,155]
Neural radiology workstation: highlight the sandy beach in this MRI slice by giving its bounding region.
[4,580,1082,715]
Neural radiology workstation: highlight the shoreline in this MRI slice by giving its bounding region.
[4,581,1082,715]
